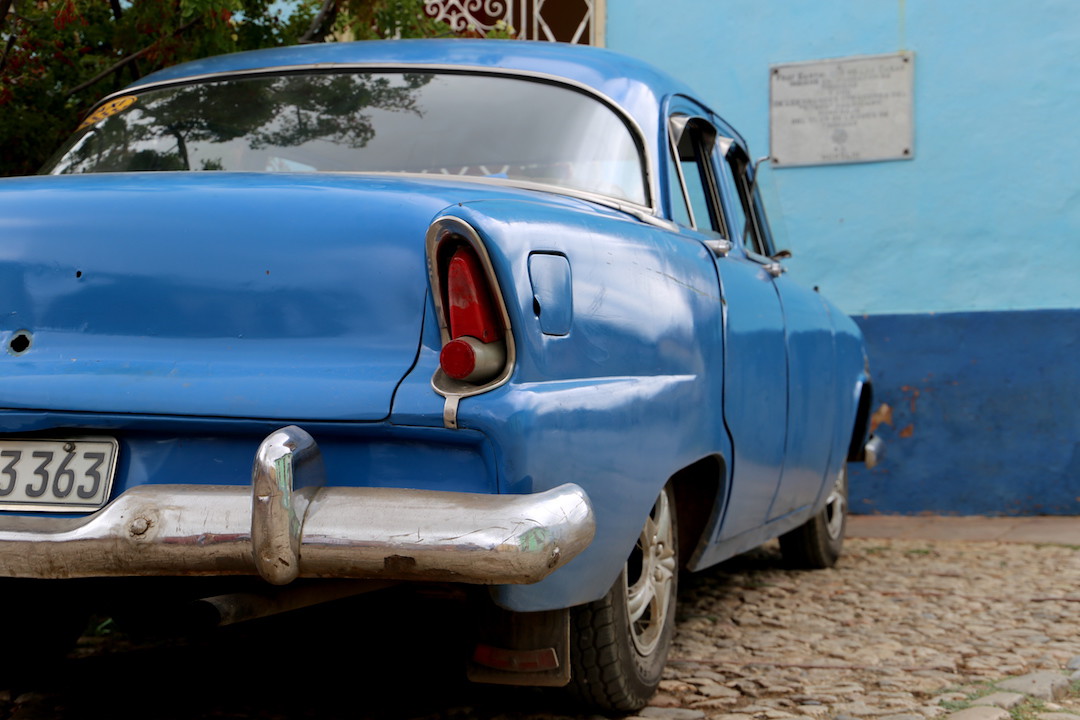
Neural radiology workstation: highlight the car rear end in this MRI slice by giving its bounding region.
[0,170,594,589]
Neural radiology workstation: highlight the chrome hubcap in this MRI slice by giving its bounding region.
[823,465,848,540]
[625,489,676,656]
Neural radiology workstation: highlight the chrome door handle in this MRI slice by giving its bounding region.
[704,239,733,258]
[764,262,785,277]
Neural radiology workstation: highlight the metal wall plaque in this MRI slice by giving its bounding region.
[770,52,914,167]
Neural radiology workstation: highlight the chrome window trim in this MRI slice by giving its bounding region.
[721,142,773,257]
[362,171,661,225]
[86,62,659,213]
[666,114,728,237]
[667,118,696,229]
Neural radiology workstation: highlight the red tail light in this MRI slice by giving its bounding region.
[438,245,506,383]
[446,247,503,344]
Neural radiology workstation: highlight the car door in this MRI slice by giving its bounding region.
[722,150,840,520]
[665,105,788,542]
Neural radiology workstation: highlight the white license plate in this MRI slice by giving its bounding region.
[0,438,118,512]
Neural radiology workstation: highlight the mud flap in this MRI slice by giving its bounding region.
[467,606,571,687]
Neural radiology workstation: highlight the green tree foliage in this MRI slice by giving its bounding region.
[0,0,478,176]
[304,0,445,43]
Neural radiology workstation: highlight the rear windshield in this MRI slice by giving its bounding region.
[44,71,648,206]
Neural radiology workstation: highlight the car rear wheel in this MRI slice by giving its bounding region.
[779,463,847,569]
[568,483,678,712]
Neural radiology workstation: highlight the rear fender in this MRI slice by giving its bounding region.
[847,376,874,463]
[424,201,731,611]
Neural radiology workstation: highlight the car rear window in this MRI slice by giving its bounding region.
[44,71,648,206]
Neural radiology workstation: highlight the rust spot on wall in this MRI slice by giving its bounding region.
[898,424,914,438]
[899,385,921,414]
[870,403,893,432]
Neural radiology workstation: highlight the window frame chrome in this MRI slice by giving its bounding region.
[666,113,729,238]
[721,143,777,260]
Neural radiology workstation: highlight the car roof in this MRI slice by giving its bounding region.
[127,39,701,145]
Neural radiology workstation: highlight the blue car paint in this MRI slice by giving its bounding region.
[711,249,789,542]
[527,253,573,337]
[0,172,609,422]
[0,409,499,523]
[0,40,871,614]
[769,279,839,520]
[412,201,731,609]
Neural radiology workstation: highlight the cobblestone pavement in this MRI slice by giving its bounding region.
[650,538,1080,720]
[2,536,1078,719]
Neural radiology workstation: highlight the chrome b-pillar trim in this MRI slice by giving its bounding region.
[251,426,325,585]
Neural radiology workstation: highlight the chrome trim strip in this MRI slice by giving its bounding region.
[442,394,460,430]
[91,62,659,212]
[667,117,696,229]
[0,429,596,585]
[361,171,658,224]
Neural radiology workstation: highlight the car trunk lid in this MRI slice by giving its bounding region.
[0,172,475,422]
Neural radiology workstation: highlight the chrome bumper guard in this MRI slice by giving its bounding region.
[0,427,596,586]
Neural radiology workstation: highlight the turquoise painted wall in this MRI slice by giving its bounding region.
[607,1,1080,515]
[606,0,1080,316]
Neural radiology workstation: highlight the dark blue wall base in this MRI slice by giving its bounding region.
[849,309,1080,516]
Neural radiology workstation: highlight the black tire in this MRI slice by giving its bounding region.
[779,463,848,569]
[568,484,678,712]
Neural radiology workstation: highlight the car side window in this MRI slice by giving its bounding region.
[666,148,693,228]
[744,169,776,258]
[717,155,751,251]
[667,117,727,237]
[720,148,774,258]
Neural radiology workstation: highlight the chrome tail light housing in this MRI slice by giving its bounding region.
[426,217,515,425]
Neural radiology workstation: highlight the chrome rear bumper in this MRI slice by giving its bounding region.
[0,427,595,586]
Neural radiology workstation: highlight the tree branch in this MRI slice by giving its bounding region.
[0,0,14,73]
[299,0,338,43]
[65,16,200,98]
[108,0,122,21]
[0,31,14,75]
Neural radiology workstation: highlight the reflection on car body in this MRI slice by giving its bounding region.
[0,39,877,711]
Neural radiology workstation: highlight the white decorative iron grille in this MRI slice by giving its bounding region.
[423,0,603,45]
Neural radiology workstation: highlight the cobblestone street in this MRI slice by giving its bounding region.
[650,536,1080,720]
[2,534,1078,720]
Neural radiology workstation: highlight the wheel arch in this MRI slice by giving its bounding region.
[846,379,874,463]
[668,453,726,572]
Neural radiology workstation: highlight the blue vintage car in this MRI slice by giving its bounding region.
[0,40,877,710]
